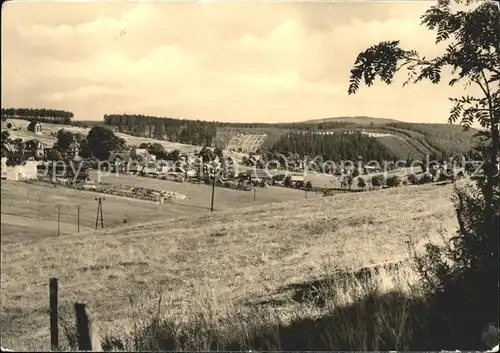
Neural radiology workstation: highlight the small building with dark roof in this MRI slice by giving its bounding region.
[27,120,42,135]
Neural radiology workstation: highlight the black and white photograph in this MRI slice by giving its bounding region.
[1,0,499,351]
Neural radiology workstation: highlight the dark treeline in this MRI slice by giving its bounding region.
[1,108,74,124]
[216,121,353,130]
[103,114,355,146]
[268,131,398,162]
[104,114,217,146]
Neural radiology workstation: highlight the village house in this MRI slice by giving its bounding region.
[67,137,81,158]
[250,168,273,183]
[291,175,305,188]
[27,120,42,135]
[22,139,46,159]
[134,148,155,162]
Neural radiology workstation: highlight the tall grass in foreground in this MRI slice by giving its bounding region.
[59,264,433,351]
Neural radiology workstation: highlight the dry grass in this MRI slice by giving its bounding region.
[0,182,457,350]
[90,264,425,351]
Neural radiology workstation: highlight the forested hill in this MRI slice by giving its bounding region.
[103,113,479,160]
[269,131,398,162]
[102,113,353,147]
[104,114,218,147]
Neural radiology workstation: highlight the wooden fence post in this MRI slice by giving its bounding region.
[75,303,102,352]
[49,278,59,351]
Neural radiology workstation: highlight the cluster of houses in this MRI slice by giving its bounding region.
[105,148,308,188]
[2,137,81,163]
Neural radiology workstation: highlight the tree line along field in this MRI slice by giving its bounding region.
[3,110,479,162]
[0,182,458,350]
[0,173,322,244]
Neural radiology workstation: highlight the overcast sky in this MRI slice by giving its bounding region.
[1,0,477,123]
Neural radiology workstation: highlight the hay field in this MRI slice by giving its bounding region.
[0,183,457,350]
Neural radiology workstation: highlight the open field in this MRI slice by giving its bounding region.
[0,174,322,244]
[0,180,181,243]
[90,171,323,204]
[3,119,202,153]
[0,182,458,350]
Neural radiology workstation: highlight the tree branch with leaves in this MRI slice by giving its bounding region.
[348,1,499,347]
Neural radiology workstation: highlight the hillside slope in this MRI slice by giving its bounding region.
[219,123,478,160]
[3,115,478,161]
[0,183,457,350]
[2,119,201,153]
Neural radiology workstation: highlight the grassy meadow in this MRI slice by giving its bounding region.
[89,171,324,206]
[0,174,322,244]
[0,182,458,350]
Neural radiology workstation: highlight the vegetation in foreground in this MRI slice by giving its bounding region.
[348,0,499,350]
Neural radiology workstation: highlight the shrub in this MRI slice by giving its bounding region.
[305,181,312,191]
[6,122,12,129]
[419,173,433,185]
[437,171,450,182]
[407,173,420,185]
[346,176,354,189]
[371,174,385,188]
[410,180,499,349]
[357,177,366,189]
[386,175,401,188]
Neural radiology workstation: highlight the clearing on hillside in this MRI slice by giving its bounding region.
[225,133,268,153]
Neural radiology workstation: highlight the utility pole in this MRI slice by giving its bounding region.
[253,187,256,202]
[95,197,105,230]
[57,205,61,237]
[38,194,42,219]
[77,205,80,233]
